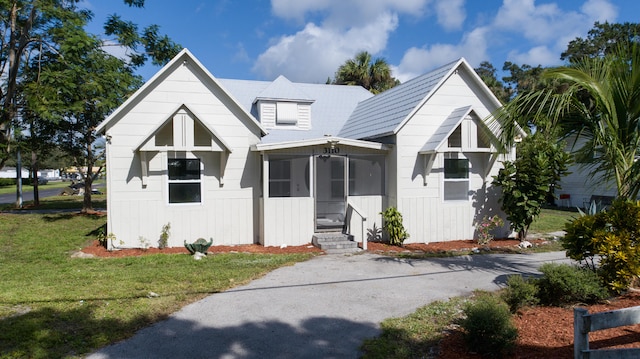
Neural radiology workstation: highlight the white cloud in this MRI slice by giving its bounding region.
[507,46,558,67]
[394,26,489,82]
[434,0,466,31]
[493,0,619,66]
[270,0,428,27]
[253,13,398,82]
[581,0,617,23]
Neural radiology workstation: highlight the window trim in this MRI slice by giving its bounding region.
[167,157,202,205]
[443,154,469,202]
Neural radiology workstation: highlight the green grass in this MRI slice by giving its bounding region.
[0,194,107,211]
[529,207,578,234]
[0,181,72,195]
[0,212,313,358]
[361,296,468,358]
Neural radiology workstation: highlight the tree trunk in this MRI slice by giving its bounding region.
[32,150,39,206]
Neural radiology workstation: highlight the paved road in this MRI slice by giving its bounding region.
[0,182,104,206]
[87,251,569,359]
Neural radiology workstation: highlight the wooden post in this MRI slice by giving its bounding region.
[574,307,589,359]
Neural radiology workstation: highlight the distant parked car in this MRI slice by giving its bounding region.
[59,182,102,195]
[37,177,48,185]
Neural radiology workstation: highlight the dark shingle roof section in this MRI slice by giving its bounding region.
[339,59,460,140]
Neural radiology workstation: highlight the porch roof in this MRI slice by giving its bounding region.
[251,136,389,152]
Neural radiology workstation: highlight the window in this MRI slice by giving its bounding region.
[444,156,469,201]
[168,158,201,203]
[269,156,310,197]
[448,124,462,148]
[348,155,384,196]
[477,125,491,148]
[276,102,298,124]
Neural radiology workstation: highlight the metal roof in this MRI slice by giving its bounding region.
[218,78,373,144]
[338,59,460,140]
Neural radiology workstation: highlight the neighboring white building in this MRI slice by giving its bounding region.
[96,49,515,249]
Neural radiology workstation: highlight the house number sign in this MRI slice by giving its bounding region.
[323,147,340,154]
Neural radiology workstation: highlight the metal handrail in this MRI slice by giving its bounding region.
[346,199,368,250]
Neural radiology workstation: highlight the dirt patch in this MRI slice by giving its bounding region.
[364,238,549,254]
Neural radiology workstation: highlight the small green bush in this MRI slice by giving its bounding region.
[536,263,609,306]
[561,211,607,271]
[461,293,517,358]
[501,275,539,313]
[591,200,640,293]
[380,207,409,246]
[0,178,14,187]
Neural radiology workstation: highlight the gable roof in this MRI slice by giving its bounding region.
[339,58,502,140]
[96,48,267,136]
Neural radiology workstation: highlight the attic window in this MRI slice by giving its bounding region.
[155,121,174,146]
[448,124,462,148]
[276,102,298,124]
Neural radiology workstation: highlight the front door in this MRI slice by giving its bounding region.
[315,155,346,231]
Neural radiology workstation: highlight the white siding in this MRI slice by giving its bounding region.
[263,197,314,246]
[394,69,510,243]
[104,62,262,248]
[346,196,384,244]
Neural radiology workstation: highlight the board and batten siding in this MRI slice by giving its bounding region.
[346,196,384,244]
[104,61,261,248]
[262,197,315,246]
[393,69,505,243]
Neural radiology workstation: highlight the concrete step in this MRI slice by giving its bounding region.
[312,233,360,254]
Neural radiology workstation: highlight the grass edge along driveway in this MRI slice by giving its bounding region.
[0,212,314,359]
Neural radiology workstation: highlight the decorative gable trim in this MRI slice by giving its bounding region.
[133,104,232,187]
[97,48,267,136]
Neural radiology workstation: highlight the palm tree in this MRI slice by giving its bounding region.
[495,43,640,199]
[334,51,399,94]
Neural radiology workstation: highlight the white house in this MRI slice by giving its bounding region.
[96,49,514,249]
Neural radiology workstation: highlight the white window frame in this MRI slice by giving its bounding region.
[167,156,202,204]
[443,153,469,201]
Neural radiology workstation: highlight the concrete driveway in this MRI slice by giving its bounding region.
[87,251,568,359]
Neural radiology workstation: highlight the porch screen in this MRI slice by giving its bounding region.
[269,155,310,197]
[348,155,385,196]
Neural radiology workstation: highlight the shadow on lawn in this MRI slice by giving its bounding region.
[1,301,379,358]
[0,304,156,358]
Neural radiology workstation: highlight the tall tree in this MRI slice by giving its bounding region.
[28,20,144,212]
[475,61,511,104]
[334,51,399,94]
[0,0,181,172]
[0,0,87,169]
[561,21,640,63]
[497,43,640,200]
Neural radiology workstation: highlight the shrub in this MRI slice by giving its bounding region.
[592,200,640,292]
[461,293,517,357]
[159,222,171,249]
[501,275,539,313]
[380,207,409,246]
[536,263,609,306]
[562,199,640,292]
[476,215,504,245]
[561,213,604,271]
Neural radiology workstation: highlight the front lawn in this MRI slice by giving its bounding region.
[0,212,313,358]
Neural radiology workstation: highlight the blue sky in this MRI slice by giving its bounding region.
[82,0,640,83]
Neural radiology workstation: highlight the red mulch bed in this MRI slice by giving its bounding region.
[78,238,640,358]
[438,292,640,359]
